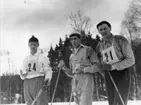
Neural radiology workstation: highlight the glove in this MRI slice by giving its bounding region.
[58,60,65,69]
[42,79,50,90]
[44,70,52,84]
[101,63,112,71]
[45,79,50,85]
[20,70,27,80]
[74,64,84,74]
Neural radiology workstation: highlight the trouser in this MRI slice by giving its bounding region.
[105,68,130,105]
[73,89,93,105]
[72,73,94,105]
[24,76,48,105]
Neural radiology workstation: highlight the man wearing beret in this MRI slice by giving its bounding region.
[58,33,101,105]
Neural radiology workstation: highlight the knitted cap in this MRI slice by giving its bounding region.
[28,35,39,43]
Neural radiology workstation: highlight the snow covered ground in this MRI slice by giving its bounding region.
[1,101,141,105]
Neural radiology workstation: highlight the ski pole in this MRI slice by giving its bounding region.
[31,81,50,105]
[69,74,77,105]
[51,68,61,105]
[107,71,125,105]
[69,92,73,105]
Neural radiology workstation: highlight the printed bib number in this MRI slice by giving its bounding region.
[103,51,114,62]
[28,63,36,72]
[102,46,119,64]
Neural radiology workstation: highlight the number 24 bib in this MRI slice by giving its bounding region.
[26,56,40,72]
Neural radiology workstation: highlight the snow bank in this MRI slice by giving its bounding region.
[1,100,141,105]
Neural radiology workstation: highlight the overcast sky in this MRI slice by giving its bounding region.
[0,0,131,74]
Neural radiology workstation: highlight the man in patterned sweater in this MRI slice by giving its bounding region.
[96,21,135,105]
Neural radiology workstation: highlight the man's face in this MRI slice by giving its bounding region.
[70,36,81,48]
[28,42,39,53]
[98,23,111,39]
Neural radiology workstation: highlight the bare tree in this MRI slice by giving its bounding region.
[120,0,141,100]
[120,0,141,42]
[66,11,92,36]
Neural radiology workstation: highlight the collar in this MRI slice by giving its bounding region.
[29,51,40,57]
[72,44,85,54]
[102,34,114,45]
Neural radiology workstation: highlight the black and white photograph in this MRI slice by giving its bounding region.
[0,0,141,105]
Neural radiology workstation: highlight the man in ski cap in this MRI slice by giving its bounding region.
[20,35,52,105]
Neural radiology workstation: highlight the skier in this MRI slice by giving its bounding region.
[20,35,52,105]
[58,33,101,105]
[96,21,135,105]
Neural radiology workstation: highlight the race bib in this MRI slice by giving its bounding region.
[27,62,37,72]
[102,45,119,64]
